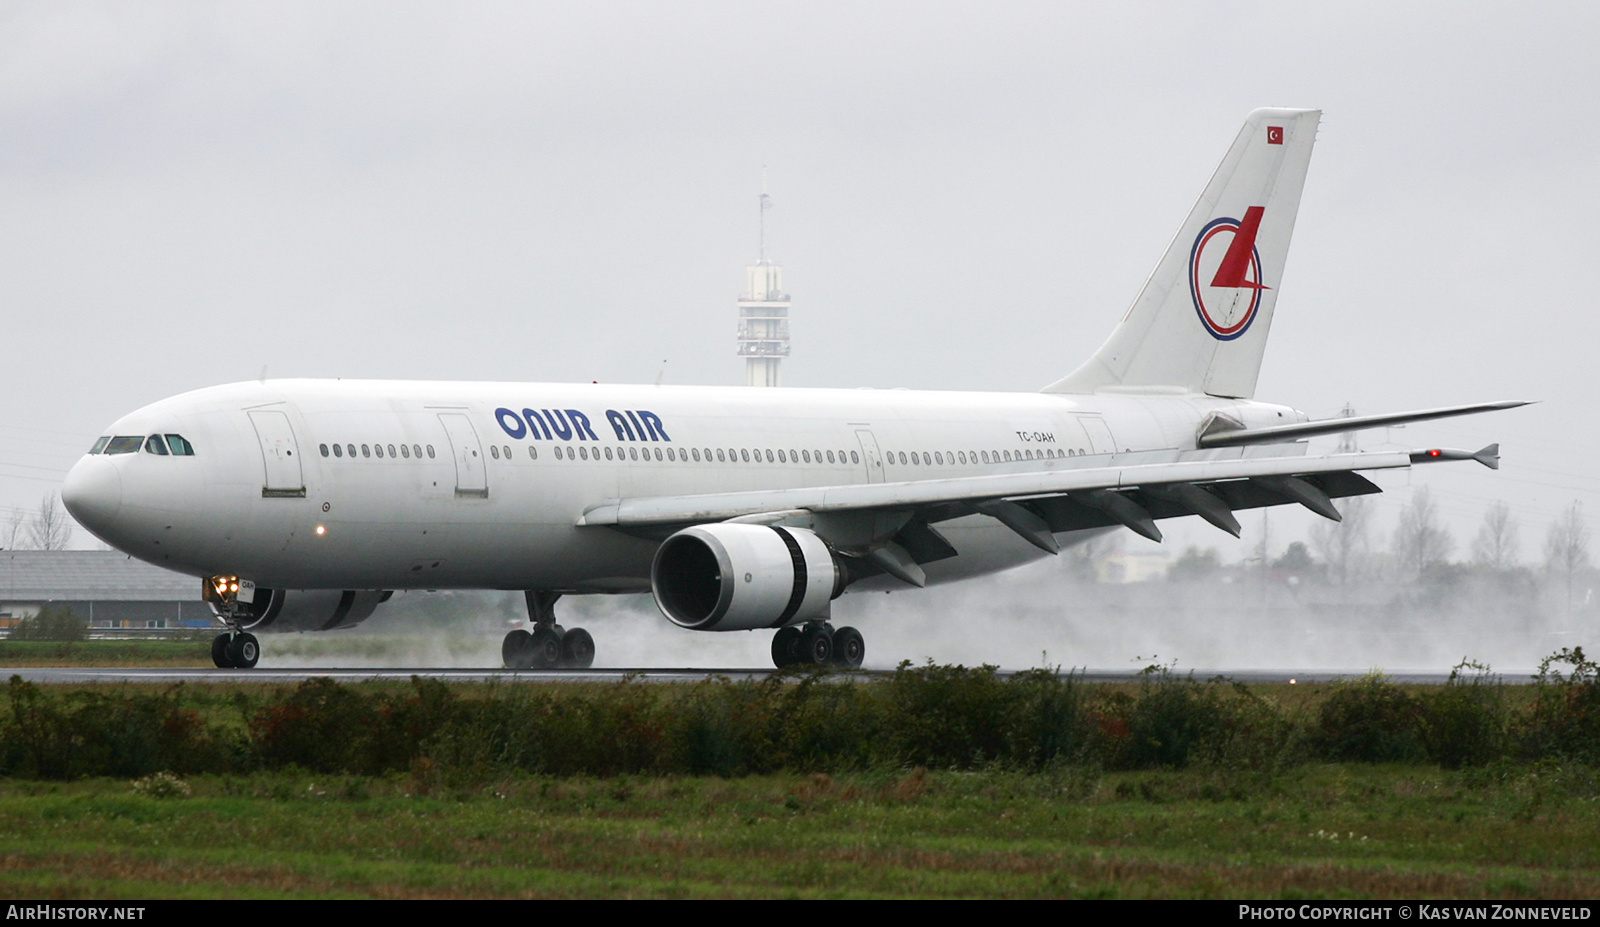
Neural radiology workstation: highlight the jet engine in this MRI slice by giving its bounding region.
[651,524,844,631]
[224,588,394,632]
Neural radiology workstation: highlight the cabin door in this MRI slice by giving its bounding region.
[437,413,489,498]
[247,409,306,497]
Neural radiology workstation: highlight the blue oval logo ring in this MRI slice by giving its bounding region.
[1189,208,1268,342]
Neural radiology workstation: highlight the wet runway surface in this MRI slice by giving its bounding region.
[5,666,1530,685]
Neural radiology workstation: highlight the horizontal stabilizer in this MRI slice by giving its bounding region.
[1197,401,1531,448]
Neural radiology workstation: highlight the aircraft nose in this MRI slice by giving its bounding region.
[61,457,123,535]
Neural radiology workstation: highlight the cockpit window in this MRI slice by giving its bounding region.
[165,434,195,456]
[90,437,110,455]
[144,435,170,455]
[104,436,144,455]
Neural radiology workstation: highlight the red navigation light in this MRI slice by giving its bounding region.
[1429,449,1441,457]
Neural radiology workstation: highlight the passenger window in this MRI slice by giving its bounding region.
[777,449,786,463]
[958,451,966,465]
[504,445,511,459]
[578,446,587,460]
[934,452,943,465]
[691,448,700,462]
[90,437,111,455]
[826,450,835,463]
[851,451,860,464]
[764,449,773,463]
[716,449,725,462]
[802,450,810,463]
[347,444,356,458]
[333,444,344,458]
[555,446,564,460]
[401,445,410,458]
[491,446,500,459]
[528,446,538,460]
[667,447,676,461]
[654,447,662,461]
[629,447,638,461]
[425,446,434,458]
[605,447,614,460]
[388,444,397,458]
[981,451,989,463]
[320,444,329,457]
[144,435,170,455]
[375,445,385,458]
[360,444,370,458]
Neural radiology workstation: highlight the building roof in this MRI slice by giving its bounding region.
[0,551,201,602]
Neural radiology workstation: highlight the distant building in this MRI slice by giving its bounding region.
[1094,548,1172,584]
[737,186,790,387]
[0,551,211,629]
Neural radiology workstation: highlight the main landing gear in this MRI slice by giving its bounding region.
[771,622,865,670]
[502,590,596,670]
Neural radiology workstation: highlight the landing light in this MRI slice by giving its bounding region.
[316,525,326,536]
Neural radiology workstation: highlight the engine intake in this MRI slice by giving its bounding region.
[223,589,393,632]
[652,524,843,631]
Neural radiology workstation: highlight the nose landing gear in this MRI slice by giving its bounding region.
[211,630,260,669]
[204,574,261,669]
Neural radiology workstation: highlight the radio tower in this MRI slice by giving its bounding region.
[737,175,790,387]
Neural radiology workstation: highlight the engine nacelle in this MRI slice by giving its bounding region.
[221,589,393,632]
[651,524,843,631]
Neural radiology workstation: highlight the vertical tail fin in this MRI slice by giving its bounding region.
[1045,108,1320,399]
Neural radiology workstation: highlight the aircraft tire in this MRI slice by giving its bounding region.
[799,624,833,665]
[502,629,533,669]
[832,626,865,668]
[771,626,802,668]
[560,628,595,669]
[211,634,235,669]
[529,625,563,669]
[228,632,260,669]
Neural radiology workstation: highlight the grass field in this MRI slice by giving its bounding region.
[0,639,215,667]
[3,647,1599,898]
[2,764,1597,899]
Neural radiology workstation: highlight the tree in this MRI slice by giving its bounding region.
[3,508,24,550]
[27,492,72,551]
[1393,487,1454,579]
[1471,500,1521,570]
[11,603,86,642]
[1544,501,1591,615]
[1167,546,1221,582]
[1312,496,1372,585]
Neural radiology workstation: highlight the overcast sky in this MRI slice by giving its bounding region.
[1,1,1595,563]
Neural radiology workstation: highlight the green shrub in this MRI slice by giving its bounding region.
[1421,660,1508,768]
[1519,647,1600,763]
[1314,674,1426,763]
[1119,670,1231,769]
[9,604,86,642]
[882,662,1010,768]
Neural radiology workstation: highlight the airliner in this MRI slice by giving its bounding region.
[60,108,1524,671]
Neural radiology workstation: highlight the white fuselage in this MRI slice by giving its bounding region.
[61,379,1300,595]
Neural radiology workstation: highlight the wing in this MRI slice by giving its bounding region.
[578,442,1500,586]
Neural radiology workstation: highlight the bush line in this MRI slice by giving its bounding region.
[4,649,1600,780]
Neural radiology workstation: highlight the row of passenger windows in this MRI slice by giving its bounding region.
[313,441,1083,467]
[90,435,196,456]
[524,444,862,464]
[487,444,1078,466]
[890,447,1077,466]
[319,442,435,460]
